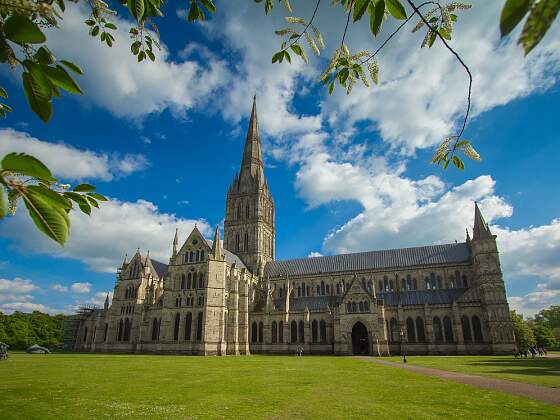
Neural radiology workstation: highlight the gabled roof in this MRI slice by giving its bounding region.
[378,288,467,306]
[264,243,471,277]
[205,240,247,269]
[150,259,168,278]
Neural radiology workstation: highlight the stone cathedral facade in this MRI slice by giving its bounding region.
[71,98,516,356]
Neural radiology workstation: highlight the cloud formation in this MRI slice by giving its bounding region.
[1,198,211,272]
[0,129,148,181]
[46,4,230,119]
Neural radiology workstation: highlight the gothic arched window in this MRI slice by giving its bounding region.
[472,315,483,342]
[244,232,249,251]
[237,202,242,220]
[291,321,297,343]
[246,202,250,219]
[416,317,425,342]
[272,321,277,343]
[199,273,204,289]
[235,233,240,252]
[312,320,318,343]
[181,274,186,290]
[117,319,123,342]
[251,322,258,343]
[433,317,443,343]
[152,318,158,341]
[279,321,284,343]
[258,322,264,343]
[187,272,192,289]
[320,320,327,343]
[443,316,454,343]
[103,323,108,342]
[406,317,416,343]
[196,312,203,341]
[389,318,398,342]
[298,320,304,343]
[461,315,472,342]
[173,313,180,341]
[185,313,192,341]
[321,281,325,295]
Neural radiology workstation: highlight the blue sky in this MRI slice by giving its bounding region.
[0,1,559,317]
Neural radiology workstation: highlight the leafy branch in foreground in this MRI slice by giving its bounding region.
[0,153,107,245]
[500,0,560,55]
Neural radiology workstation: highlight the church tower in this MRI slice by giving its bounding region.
[223,96,275,274]
[469,202,516,354]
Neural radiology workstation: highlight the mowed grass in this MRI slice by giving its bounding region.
[1,353,559,419]
[388,355,560,388]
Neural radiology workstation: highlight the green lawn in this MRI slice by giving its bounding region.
[388,355,560,388]
[1,353,559,419]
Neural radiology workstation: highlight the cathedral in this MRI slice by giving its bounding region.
[70,97,516,356]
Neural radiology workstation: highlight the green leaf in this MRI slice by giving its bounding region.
[86,196,99,208]
[73,183,96,192]
[43,65,83,95]
[27,185,72,210]
[290,44,303,56]
[518,0,560,55]
[272,51,284,63]
[199,0,216,13]
[0,87,7,99]
[328,80,335,95]
[353,0,370,22]
[3,15,46,44]
[128,0,146,23]
[63,192,91,215]
[386,0,407,20]
[500,0,532,37]
[22,188,70,245]
[452,156,464,170]
[105,23,117,30]
[283,50,291,64]
[439,28,451,40]
[87,192,108,201]
[0,186,6,218]
[34,46,56,65]
[1,152,55,181]
[371,0,385,36]
[265,0,273,15]
[188,2,201,22]
[428,31,437,47]
[91,26,100,37]
[59,60,83,76]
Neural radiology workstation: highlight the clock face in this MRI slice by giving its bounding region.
[192,239,198,245]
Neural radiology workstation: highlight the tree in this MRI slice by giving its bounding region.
[511,310,536,349]
[534,305,560,329]
[1,0,558,245]
[0,311,68,350]
[531,324,557,349]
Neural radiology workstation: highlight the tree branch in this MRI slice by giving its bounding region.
[406,0,473,151]
[282,0,322,52]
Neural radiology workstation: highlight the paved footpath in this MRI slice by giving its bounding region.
[355,356,560,405]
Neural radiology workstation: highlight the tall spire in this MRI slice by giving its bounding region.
[172,228,179,257]
[211,224,222,260]
[121,253,128,268]
[473,202,492,239]
[240,95,264,182]
[104,294,110,310]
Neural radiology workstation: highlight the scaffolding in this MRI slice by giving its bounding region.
[62,305,99,350]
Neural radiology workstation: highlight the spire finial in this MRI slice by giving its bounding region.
[104,293,110,310]
[211,224,222,260]
[473,202,492,239]
[172,228,179,257]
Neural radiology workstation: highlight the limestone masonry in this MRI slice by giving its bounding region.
[70,97,516,356]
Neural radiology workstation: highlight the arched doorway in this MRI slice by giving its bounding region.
[351,322,369,355]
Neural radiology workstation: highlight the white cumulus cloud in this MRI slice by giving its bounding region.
[0,129,148,181]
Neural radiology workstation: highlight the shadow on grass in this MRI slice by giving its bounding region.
[465,358,560,385]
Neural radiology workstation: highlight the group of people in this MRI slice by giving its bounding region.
[0,342,8,360]
[295,345,304,356]
[515,346,547,358]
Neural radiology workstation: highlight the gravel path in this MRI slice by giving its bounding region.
[355,356,560,405]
